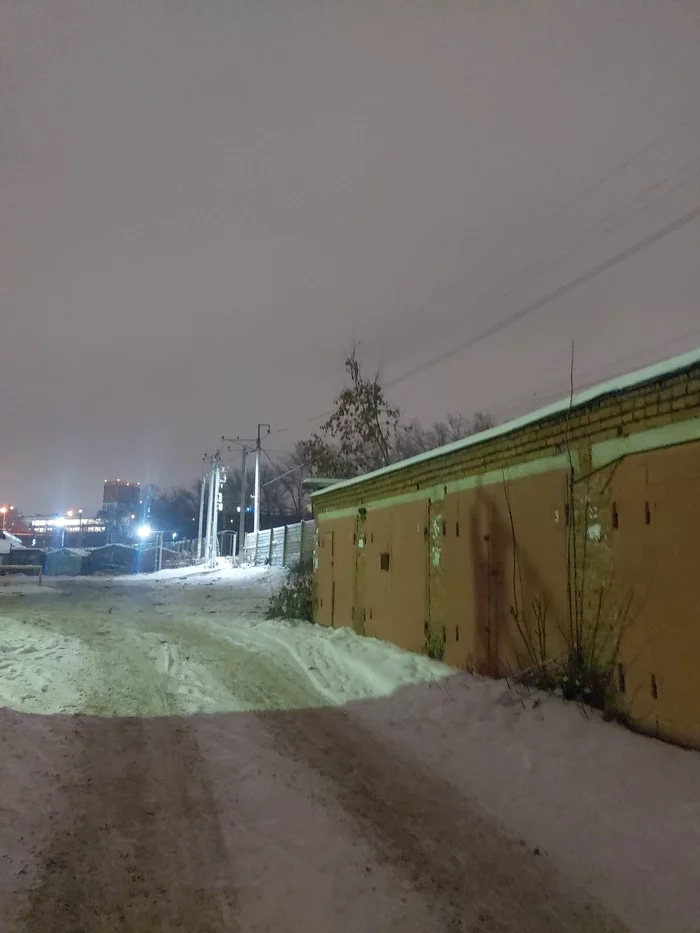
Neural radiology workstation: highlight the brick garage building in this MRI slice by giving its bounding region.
[312,349,700,748]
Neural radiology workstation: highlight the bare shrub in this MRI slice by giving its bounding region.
[505,469,632,719]
[266,558,314,622]
[424,625,445,661]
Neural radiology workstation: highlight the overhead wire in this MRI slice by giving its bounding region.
[384,203,700,392]
[371,108,700,351]
[381,155,700,374]
[273,201,700,438]
[481,326,700,427]
[270,115,700,439]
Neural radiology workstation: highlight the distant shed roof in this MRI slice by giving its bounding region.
[312,346,700,499]
[0,530,25,549]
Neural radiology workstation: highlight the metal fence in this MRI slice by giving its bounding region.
[243,520,314,568]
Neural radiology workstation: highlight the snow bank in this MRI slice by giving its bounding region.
[0,569,447,718]
[353,674,700,933]
[227,616,450,707]
[0,616,93,713]
[101,560,267,585]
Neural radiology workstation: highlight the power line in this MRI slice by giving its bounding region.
[268,326,700,457]
[484,326,700,427]
[270,169,700,440]
[381,156,700,374]
[385,203,700,391]
[261,459,303,489]
[372,108,700,350]
[273,152,700,441]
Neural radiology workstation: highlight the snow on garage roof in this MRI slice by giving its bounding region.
[313,346,700,499]
[0,530,25,548]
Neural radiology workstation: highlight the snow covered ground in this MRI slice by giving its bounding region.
[1,567,699,932]
[0,565,449,716]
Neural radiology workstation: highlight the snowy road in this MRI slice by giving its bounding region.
[1,568,698,931]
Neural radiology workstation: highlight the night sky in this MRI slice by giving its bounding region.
[2,1,699,514]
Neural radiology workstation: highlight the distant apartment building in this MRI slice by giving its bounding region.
[102,479,140,515]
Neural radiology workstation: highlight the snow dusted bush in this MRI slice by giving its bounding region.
[266,558,314,622]
[424,625,445,661]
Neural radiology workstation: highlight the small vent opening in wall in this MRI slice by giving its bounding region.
[380,552,390,572]
[644,502,651,525]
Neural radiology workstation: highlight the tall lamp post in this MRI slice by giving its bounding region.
[0,506,14,531]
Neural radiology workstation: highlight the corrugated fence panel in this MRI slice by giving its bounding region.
[244,529,271,565]
[257,529,272,564]
[241,521,315,567]
[301,521,315,565]
[270,527,285,566]
[284,523,302,566]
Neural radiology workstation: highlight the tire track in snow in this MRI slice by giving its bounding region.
[262,707,628,933]
[24,716,240,932]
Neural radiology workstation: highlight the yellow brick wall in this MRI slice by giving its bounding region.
[314,363,700,748]
[315,367,700,514]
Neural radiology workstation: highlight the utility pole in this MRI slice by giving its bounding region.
[213,460,225,568]
[196,457,208,561]
[238,445,248,560]
[253,423,271,537]
[223,431,269,562]
[205,452,217,568]
[203,452,225,570]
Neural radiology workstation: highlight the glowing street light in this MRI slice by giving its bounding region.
[137,524,152,539]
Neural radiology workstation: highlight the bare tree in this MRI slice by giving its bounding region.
[396,411,494,459]
[298,347,400,478]
[151,484,200,536]
[277,444,311,518]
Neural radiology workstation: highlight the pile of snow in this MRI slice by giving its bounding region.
[0,530,25,553]
[0,617,93,713]
[112,557,242,584]
[353,675,700,933]
[0,567,448,718]
[224,615,449,707]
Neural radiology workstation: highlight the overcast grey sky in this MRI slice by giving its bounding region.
[2,0,699,514]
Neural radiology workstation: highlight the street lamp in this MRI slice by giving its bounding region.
[54,516,66,548]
